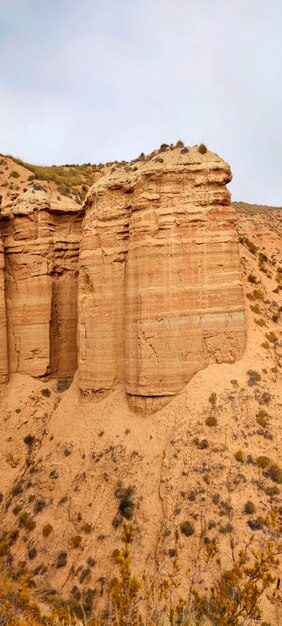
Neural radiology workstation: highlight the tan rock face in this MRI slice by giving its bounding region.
[0,188,82,379]
[0,235,8,383]
[0,147,246,410]
[78,146,246,410]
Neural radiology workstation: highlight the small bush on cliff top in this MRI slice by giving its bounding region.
[198,143,207,154]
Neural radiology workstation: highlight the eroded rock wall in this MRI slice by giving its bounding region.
[0,147,246,410]
[0,189,82,379]
[0,235,8,383]
[78,146,246,410]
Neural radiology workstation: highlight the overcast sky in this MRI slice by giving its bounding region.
[0,0,281,204]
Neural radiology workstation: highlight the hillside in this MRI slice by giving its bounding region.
[0,146,281,625]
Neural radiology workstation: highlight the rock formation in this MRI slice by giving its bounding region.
[0,232,8,383]
[0,188,82,380]
[0,146,246,411]
[78,146,246,411]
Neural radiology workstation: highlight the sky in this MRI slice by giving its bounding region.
[0,0,281,204]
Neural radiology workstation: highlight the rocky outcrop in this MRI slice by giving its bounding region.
[0,188,82,379]
[78,146,246,411]
[0,146,246,411]
[0,234,8,383]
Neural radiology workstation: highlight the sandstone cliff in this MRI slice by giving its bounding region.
[0,188,82,380]
[78,146,246,411]
[0,233,8,383]
[0,145,246,412]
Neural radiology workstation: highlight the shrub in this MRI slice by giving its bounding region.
[265,463,282,484]
[41,388,51,398]
[256,410,268,428]
[10,170,20,178]
[19,513,36,531]
[70,535,82,548]
[256,456,271,469]
[198,439,209,449]
[198,143,207,154]
[28,547,37,560]
[176,139,184,147]
[56,551,68,568]
[0,540,9,556]
[247,517,264,531]
[206,415,217,427]
[23,434,36,452]
[265,331,278,344]
[244,500,256,515]
[209,392,217,406]
[253,289,264,300]
[115,484,135,520]
[34,500,46,514]
[248,273,257,283]
[247,369,261,386]
[180,520,195,536]
[240,237,258,255]
[234,450,244,463]
[42,523,53,538]
[250,304,261,314]
[83,523,92,534]
[260,391,271,405]
[255,318,266,327]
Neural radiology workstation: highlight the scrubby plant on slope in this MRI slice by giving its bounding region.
[0,511,280,625]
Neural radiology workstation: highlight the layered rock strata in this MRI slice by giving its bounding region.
[0,234,8,383]
[0,147,246,411]
[78,146,246,411]
[0,188,82,379]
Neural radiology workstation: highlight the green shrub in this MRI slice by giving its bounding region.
[180,520,195,536]
[256,410,268,428]
[255,318,266,327]
[248,273,257,283]
[70,535,82,548]
[234,450,244,463]
[41,388,51,398]
[265,463,282,484]
[206,415,217,427]
[42,523,53,538]
[243,500,256,515]
[56,551,68,568]
[198,143,207,154]
[247,369,261,386]
[0,540,9,556]
[256,456,271,469]
[19,513,36,531]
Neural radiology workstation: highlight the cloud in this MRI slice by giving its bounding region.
[0,0,281,203]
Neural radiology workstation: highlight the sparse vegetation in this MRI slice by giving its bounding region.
[198,143,207,154]
[247,369,261,386]
[42,524,53,538]
[180,520,195,536]
[234,450,244,463]
[243,500,256,515]
[19,513,36,532]
[256,456,271,469]
[205,415,217,427]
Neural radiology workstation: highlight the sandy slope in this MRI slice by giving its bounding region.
[0,208,281,623]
